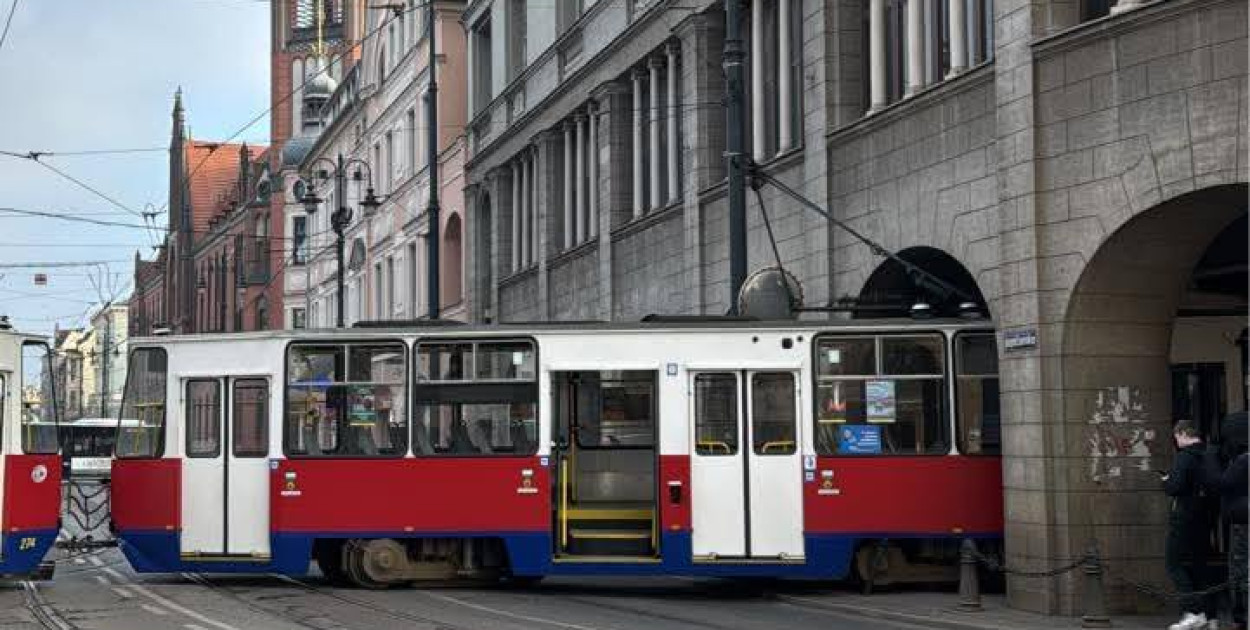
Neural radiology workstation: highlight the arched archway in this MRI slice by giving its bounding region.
[855,246,988,318]
[441,213,463,307]
[1052,184,1246,609]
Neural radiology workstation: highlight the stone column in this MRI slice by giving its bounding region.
[575,111,588,243]
[648,55,664,210]
[948,0,967,77]
[632,68,646,218]
[520,152,531,267]
[529,148,539,261]
[666,42,681,204]
[587,102,599,240]
[750,0,766,160]
[869,0,888,112]
[778,0,793,152]
[905,0,925,97]
[511,160,521,272]
[564,120,575,250]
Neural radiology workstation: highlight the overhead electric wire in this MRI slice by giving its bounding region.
[0,147,167,157]
[0,0,17,55]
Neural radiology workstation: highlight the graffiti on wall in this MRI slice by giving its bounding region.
[1088,386,1157,483]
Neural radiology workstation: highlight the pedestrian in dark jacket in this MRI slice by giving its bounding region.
[1165,420,1213,630]
[1216,412,1249,630]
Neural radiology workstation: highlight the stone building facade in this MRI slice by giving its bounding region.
[462,0,1247,615]
[283,0,470,328]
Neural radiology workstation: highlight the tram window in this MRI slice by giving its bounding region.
[573,371,656,449]
[186,380,222,458]
[814,335,948,456]
[413,402,537,455]
[695,373,738,456]
[117,348,168,458]
[417,343,473,381]
[476,342,536,381]
[233,379,269,457]
[956,333,1001,455]
[19,342,59,454]
[285,343,408,458]
[752,373,797,455]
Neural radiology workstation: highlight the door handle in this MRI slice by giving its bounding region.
[668,481,683,505]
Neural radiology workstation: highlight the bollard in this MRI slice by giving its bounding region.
[957,538,984,612]
[1080,541,1112,629]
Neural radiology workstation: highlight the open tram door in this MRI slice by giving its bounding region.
[551,370,659,560]
[689,370,804,560]
[180,377,271,560]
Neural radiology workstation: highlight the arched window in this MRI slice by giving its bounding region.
[378,45,388,81]
[291,58,305,133]
[442,214,463,306]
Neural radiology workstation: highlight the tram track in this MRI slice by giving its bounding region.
[21,581,79,630]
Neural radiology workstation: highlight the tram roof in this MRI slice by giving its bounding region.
[129,316,995,347]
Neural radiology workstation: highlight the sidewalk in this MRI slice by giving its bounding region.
[779,590,1177,630]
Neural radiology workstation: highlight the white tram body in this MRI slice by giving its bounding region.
[112,320,1003,585]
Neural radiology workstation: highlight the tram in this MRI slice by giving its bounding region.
[110,318,1003,587]
[0,318,62,579]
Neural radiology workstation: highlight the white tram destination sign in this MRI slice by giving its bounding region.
[1004,328,1038,351]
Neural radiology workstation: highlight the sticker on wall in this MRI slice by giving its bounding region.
[804,471,815,483]
[540,456,549,467]
[1086,386,1157,484]
[803,454,816,471]
[30,464,47,484]
[667,363,678,377]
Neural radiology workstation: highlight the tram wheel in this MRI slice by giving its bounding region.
[343,539,391,589]
[313,540,349,586]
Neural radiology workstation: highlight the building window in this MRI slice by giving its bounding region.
[410,242,420,320]
[385,131,395,191]
[386,256,396,318]
[292,307,307,330]
[864,0,994,113]
[443,214,462,306]
[293,215,308,265]
[507,0,527,81]
[746,1,802,160]
[406,108,417,174]
[373,143,383,193]
[374,262,384,319]
[471,15,493,113]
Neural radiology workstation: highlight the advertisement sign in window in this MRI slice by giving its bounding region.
[866,379,896,423]
[838,424,882,454]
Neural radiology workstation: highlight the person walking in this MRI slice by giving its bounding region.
[1165,420,1213,630]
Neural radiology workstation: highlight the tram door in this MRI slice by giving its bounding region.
[181,378,271,558]
[690,371,804,559]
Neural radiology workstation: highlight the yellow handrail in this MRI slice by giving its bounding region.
[760,440,796,454]
[560,457,569,551]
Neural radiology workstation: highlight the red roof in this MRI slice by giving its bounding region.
[184,141,266,236]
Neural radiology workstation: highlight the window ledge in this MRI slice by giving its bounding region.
[826,62,994,145]
[548,239,600,268]
[610,201,682,242]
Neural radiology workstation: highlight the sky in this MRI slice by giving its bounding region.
[0,0,270,339]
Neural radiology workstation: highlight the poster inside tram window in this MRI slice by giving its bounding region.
[818,383,848,423]
[865,379,896,423]
[838,424,882,454]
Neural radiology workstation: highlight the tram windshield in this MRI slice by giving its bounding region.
[116,348,168,458]
[20,342,59,454]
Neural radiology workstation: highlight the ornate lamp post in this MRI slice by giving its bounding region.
[299,153,382,329]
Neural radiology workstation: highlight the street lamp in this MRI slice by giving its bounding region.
[299,153,382,329]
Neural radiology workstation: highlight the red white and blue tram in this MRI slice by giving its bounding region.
[111,319,1002,586]
[0,319,62,578]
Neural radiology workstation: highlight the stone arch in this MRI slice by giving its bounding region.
[442,213,463,307]
[1049,183,1246,610]
[854,246,990,319]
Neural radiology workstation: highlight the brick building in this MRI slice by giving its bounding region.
[129,91,273,336]
[462,0,1246,615]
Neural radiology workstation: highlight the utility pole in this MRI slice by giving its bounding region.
[724,0,748,315]
[425,1,441,319]
[99,306,110,417]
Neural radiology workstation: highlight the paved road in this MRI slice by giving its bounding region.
[1,548,944,630]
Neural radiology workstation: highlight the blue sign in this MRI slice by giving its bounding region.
[838,425,882,455]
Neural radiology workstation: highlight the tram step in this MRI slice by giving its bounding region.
[568,528,652,541]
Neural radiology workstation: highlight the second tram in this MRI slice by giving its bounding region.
[111,319,1003,586]
[0,319,62,578]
